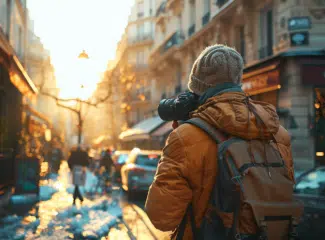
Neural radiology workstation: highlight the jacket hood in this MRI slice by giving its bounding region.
[191,92,280,140]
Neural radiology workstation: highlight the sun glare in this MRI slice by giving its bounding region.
[27,0,134,100]
[56,54,102,100]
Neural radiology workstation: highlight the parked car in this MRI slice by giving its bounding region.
[294,166,325,240]
[120,148,161,198]
[112,150,130,183]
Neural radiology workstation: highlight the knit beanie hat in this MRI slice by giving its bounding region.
[188,44,244,96]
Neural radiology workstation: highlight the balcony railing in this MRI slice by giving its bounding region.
[188,24,195,37]
[202,12,210,26]
[161,31,185,53]
[258,45,273,60]
[128,34,153,45]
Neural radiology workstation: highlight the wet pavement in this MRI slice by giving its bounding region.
[0,162,169,239]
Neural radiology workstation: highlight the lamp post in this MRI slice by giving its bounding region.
[76,50,89,146]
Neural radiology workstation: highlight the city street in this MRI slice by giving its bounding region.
[1,0,325,239]
[0,162,169,240]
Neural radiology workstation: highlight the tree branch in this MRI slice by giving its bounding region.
[56,100,79,114]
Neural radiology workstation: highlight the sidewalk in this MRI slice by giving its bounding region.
[0,161,122,239]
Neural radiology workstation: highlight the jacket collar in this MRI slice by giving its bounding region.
[198,82,243,105]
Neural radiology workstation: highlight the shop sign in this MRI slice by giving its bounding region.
[242,69,280,95]
[290,32,309,46]
[288,17,311,31]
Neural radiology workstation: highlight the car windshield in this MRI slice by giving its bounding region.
[117,154,129,164]
[135,154,160,167]
[295,167,325,196]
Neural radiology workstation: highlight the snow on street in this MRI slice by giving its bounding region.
[0,162,121,239]
[0,161,170,240]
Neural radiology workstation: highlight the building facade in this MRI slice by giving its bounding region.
[113,0,157,128]
[147,0,325,170]
[0,0,39,188]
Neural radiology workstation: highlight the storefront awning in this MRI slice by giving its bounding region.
[242,62,281,96]
[10,55,38,101]
[119,116,165,142]
[1,29,38,101]
[151,121,173,138]
[23,104,52,128]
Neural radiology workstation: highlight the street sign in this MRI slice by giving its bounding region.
[288,17,311,31]
[290,32,309,46]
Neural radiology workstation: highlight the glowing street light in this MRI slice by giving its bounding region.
[78,50,89,59]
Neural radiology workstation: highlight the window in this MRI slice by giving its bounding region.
[259,7,273,59]
[149,0,153,16]
[137,23,145,40]
[137,1,144,18]
[235,26,245,62]
[202,0,210,26]
[216,0,229,8]
[204,0,210,14]
[189,0,196,25]
[136,51,145,66]
[188,0,196,37]
[294,168,325,197]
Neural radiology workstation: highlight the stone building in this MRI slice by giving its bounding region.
[148,0,325,170]
[0,0,38,200]
[113,0,157,128]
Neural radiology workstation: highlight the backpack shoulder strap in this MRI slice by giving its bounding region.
[185,118,227,143]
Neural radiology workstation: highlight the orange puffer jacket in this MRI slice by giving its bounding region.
[145,92,295,240]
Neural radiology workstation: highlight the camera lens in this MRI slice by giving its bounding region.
[158,99,176,121]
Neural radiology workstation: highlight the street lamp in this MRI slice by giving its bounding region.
[78,50,89,60]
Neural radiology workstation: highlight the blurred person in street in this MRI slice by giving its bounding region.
[101,148,114,179]
[67,146,89,205]
[145,45,296,239]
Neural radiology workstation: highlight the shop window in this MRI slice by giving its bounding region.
[314,88,325,164]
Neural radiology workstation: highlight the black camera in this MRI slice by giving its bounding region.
[158,92,200,121]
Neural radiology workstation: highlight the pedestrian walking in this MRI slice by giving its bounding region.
[101,148,114,178]
[67,147,89,205]
[145,44,303,239]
